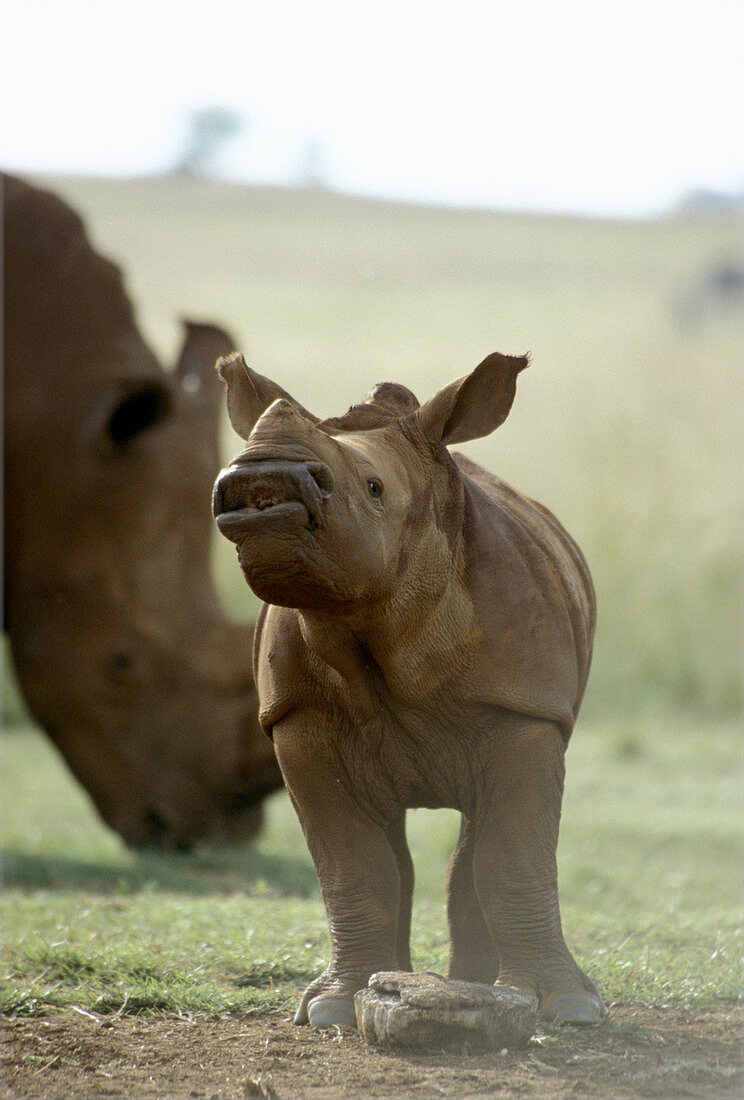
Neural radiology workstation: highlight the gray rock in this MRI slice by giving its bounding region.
[354,971,538,1050]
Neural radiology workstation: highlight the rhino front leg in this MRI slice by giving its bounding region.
[274,722,404,1028]
[472,717,606,1024]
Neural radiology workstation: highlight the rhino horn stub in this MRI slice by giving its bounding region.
[320,382,421,432]
[363,381,420,415]
[253,397,315,435]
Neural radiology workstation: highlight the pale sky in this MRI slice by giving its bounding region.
[2,0,743,217]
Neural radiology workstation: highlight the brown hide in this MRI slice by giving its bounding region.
[213,352,603,1026]
[3,175,281,848]
[214,355,595,740]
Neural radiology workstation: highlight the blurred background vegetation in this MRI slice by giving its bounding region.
[4,174,741,728]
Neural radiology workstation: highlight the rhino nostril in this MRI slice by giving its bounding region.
[124,808,172,849]
[124,809,195,852]
[141,808,169,845]
[214,461,333,517]
[212,472,248,518]
[108,651,135,681]
[212,477,228,518]
[307,461,334,496]
[116,809,167,849]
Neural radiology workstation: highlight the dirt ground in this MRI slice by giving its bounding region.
[2,1005,742,1100]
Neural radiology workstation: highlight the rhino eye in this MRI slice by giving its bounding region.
[109,651,135,679]
[107,385,170,447]
[88,380,172,457]
[367,479,383,499]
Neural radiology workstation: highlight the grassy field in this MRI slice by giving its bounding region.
[2,177,742,1036]
[1,717,741,1019]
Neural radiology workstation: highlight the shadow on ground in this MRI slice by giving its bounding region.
[0,844,318,898]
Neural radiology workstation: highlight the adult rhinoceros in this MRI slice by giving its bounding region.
[3,175,281,848]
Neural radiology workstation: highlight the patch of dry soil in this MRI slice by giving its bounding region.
[2,1006,741,1099]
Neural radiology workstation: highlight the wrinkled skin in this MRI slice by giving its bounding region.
[213,350,606,1026]
[3,175,282,848]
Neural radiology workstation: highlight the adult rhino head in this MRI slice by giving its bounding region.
[3,175,281,848]
[213,351,603,1028]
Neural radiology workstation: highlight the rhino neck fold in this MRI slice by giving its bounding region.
[296,537,479,707]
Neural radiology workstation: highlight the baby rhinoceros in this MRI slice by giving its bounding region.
[212,351,605,1029]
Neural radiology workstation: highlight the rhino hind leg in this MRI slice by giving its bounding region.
[445,813,500,984]
[386,812,414,972]
[469,716,606,1024]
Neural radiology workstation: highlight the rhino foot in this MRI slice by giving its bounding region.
[306,995,358,1029]
[543,992,606,1025]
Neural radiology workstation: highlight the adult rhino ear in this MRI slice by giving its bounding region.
[413,351,530,448]
[174,321,236,470]
[216,352,319,440]
[176,320,235,395]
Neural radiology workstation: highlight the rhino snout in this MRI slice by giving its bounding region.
[212,459,334,540]
[113,805,196,852]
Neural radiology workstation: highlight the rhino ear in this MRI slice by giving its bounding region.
[175,320,235,395]
[413,351,529,448]
[175,322,236,461]
[216,352,319,440]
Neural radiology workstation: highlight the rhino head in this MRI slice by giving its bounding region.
[3,175,281,848]
[212,350,527,615]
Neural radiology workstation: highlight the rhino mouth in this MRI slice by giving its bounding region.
[212,459,334,541]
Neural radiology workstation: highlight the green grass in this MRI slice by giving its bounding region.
[1,719,740,1019]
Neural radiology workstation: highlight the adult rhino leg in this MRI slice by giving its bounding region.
[472,716,606,1024]
[445,813,500,983]
[274,720,402,1028]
